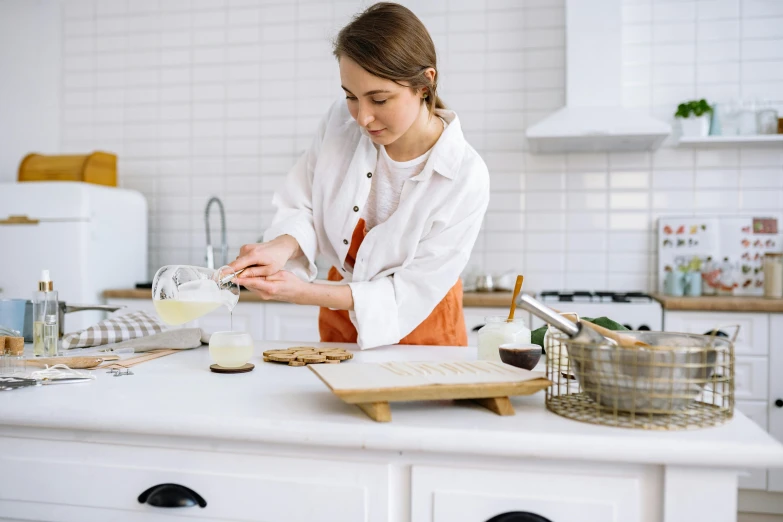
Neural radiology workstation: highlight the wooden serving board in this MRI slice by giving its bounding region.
[309,360,552,422]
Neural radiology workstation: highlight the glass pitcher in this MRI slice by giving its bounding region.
[151,265,243,325]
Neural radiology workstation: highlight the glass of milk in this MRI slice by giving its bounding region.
[209,331,254,368]
[477,316,531,361]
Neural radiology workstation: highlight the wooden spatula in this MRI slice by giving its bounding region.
[25,355,119,369]
[506,275,524,322]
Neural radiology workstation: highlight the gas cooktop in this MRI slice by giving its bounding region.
[539,291,654,304]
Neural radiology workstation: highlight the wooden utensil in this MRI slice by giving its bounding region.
[506,275,524,322]
[24,355,120,369]
[550,307,650,348]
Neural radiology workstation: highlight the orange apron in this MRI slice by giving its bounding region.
[318,218,467,346]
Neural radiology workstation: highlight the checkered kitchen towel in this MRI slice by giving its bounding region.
[61,311,168,349]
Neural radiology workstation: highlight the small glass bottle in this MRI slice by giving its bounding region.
[6,337,25,375]
[477,316,531,362]
[33,270,58,357]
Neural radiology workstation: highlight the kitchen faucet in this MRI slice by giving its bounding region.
[204,196,227,269]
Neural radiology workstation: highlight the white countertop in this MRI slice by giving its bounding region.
[1,341,781,469]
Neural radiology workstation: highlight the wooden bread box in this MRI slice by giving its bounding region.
[18,151,117,187]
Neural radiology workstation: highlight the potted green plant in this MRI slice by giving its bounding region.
[674,99,713,137]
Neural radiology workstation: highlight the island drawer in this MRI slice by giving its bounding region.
[0,437,389,522]
[411,464,660,522]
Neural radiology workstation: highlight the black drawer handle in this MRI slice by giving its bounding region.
[776,399,783,408]
[487,512,553,522]
[472,324,485,332]
[138,483,207,508]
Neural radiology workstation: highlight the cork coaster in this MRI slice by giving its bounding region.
[210,363,255,374]
[262,347,352,367]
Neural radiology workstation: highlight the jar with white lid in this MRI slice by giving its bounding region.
[477,316,531,362]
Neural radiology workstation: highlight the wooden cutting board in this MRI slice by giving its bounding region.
[309,360,552,422]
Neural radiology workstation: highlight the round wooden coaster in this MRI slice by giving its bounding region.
[210,363,255,374]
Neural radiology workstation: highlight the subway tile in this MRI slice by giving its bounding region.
[489,172,525,191]
[568,212,608,231]
[608,231,651,253]
[608,252,650,274]
[565,232,608,252]
[742,18,783,39]
[694,190,739,210]
[652,191,694,210]
[610,192,650,210]
[740,190,783,211]
[696,0,739,21]
[525,232,566,252]
[484,252,525,275]
[609,212,651,230]
[526,192,565,211]
[653,22,696,43]
[740,168,783,188]
[526,172,565,191]
[488,192,525,211]
[742,39,783,61]
[696,41,739,64]
[526,212,566,231]
[486,232,525,252]
[694,169,739,188]
[526,252,566,272]
[566,252,607,272]
[698,19,739,41]
[566,192,608,211]
[564,272,607,290]
[610,171,650,189]
[651,169,695,189]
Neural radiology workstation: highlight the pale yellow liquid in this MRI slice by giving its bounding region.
[33,321,44,356]
[209,343,253,368]
[154,300,222,325]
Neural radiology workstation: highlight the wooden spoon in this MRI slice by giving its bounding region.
[550,307,650,348]
[506,275,525,322]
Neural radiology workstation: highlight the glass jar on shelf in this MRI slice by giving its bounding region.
[477,316,531,362]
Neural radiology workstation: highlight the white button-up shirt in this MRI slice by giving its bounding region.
[263,99,490,349]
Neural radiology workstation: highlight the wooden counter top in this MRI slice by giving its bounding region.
[652,293,783,313]
[103,288,520,308]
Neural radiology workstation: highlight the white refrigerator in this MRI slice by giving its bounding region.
[0,182,148,334]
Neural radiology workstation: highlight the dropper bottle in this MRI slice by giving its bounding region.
[33,270,58,357]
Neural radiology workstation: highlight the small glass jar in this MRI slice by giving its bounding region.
[477,316,531,362]
[763,253,783,298]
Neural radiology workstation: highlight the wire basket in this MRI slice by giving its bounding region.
[545,323,736,431]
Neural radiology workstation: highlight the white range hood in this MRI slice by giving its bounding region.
[526,0,671,154]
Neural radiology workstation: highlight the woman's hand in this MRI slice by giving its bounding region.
[234,270,309,304]
[227,235,302,278]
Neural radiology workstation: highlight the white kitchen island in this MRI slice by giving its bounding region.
[0,342,781,522]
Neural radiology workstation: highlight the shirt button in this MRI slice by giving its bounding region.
[353,206,359,212]
[367,172,372,178]
[343,239,349,245]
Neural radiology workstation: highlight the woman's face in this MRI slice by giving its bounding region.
[339,56,424,146]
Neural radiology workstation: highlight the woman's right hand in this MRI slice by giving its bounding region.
[227,235,302,278]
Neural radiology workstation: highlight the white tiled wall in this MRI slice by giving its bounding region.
[58,0,783,290]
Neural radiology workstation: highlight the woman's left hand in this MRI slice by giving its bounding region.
[234,270,309,304]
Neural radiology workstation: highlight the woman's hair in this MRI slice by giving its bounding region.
[333,2,445,114]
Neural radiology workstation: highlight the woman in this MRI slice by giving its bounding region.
[229,2,489,349]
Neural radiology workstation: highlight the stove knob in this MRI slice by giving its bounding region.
[622,324,633,331]
[775,399,783,408]
[638,324,651,331]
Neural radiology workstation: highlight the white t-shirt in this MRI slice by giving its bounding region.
[363,118,447,230]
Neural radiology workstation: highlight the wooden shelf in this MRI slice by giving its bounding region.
[676,135,783,148]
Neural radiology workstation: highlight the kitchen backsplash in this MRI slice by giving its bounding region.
[56,0,783,290]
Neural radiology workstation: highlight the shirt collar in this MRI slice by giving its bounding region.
[356,109,466,182]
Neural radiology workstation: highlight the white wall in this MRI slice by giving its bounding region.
[56,0,783,288]
[0,0,62,183]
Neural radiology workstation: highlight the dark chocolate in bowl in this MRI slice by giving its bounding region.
[498,343,542,371]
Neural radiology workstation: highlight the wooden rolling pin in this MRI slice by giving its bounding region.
[25,355,119,369]
[550,307,650,348]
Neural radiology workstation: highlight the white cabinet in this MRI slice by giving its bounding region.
[769,314,783,492]
[736,401,769,490]
[264,303,320,342]
[0,437,389,522]
[664,310,780,494]
[663,311,768,356]
[411,465,657,522]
